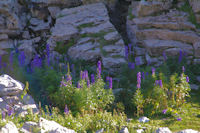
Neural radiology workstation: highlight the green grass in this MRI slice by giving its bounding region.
[77,22,96,30]
[54,38,75,54]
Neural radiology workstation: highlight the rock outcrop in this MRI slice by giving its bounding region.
[48,3,126,72]
[127,0,200,66]
[0,74,39,117]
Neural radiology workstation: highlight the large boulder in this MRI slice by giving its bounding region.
[48,3,126,72]
[0,74,24,97]
[189,0,200,13]
[156,127,172,133]
[0,121,19,133]
[177,129,200,133]
[39,117,76,133]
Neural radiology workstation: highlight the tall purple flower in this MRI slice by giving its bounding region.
[182,66,185,73]
[162,109,167,114]
[155,80,159,86]
[84,70,89,80]
[135,57,141,66]
[97,60,102,79]
[109,77,112,89]
[87,79,90,88]
[163,51,167,61]
[152,67,156,76]
[125,46,129,60]
[6,105,14,116]
[18,51,26,66]
[2,111,5,120]
[186,76,189,82]
[159,80,163,88]
[137,72,141,89]
[46,44,50,58]
[142,72,145,80]
[77,82,81,88]
[66,74,72,84]
[178,50,183,63]
[106,76,110,82]
[130,63,135,70]
[31,54,42,69]
[64,105,69,115]
[128,43,132,53]
[0,55,2,69]
[91,74,95,84]
[177,118,182,121]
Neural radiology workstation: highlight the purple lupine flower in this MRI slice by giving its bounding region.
[109,77,112,89]
[87,79,90,88]
[130,63,135,70]
[135,57,141,66]
[91,74,95,84]
[67,74,72,84]
[163,51,167,61]
[31,54,42,69]
[18,51,26,66]
[159,80,163,88]
[147,59,151,66]
[162,109,167,114]
[125,46,129,60]
[2,111,5,120]
[182,66,185,73]
[64,105,69,115]
[178,50,183,63]
[128,62,132,69]
[6,105,14,116]
[137,83,141,89]
[186,76,189,82]
[177,118,182,121]
[97,60,102,79]
[81,71,86,80]
[137,72,141,84]
[155,80,159,86]
[183,50,187,56]
[152,67,155,76]
[84,70,89,80]
[46,44,50,58]
[77,82,80,88]
[146,72,149,76]
[128,43,132,53]
[142,72,145,80]
[106,76,110,82]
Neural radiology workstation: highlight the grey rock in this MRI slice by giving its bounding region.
[139,116,150,123]
[39,117,76,133]
[193,42,200,58]
[196,76,200,82]
[156,127,172,133]
[20,121,39,133]
[119,127,129,133]
[0,34,8,41]
[22,31,31,39]
[96,128,104,133]
[48,6,61,19]
[177,129,200,133]
[193,59,200,64]
[104,31,120,41]
[137,129,144,133]
[29,17,51,32]
[0,121,18,133]
[102,57,126,69]
[0,74,24,97]
[137,1,172,17]
[135,47,146,56]
[189,0,200,13]
[0,39,13,49]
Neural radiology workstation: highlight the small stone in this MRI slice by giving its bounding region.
[177,129,199,133]
[0,121,19,133]
[48,6,61,19]
[119,127,129,133]
[156,127,172,133]
[104,31,120,41]
[20,121,38,133]
[96,128,104,133]
[139,116,150,123]
[137,129,144,133]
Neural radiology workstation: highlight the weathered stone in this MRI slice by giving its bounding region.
[189,0,200,13]
[104,31,120,41]
[137,129,144,133]
[156,127,172,133]
[48,6,61,19]
[0,74,24,97]
[0,40,13,49]
[20,121,39,133]
[119,127,129,133]
[135,47,146,56]
[177,129,199,133]
[135,56,145,66]
[196,14,200,24]
[30,0,82,8]
[29,17,51,32]
[136,29,200,44]
[16,104,39,117]
[39,117,76,133]
[137,1,172,17]
[22,31,31,39]
[193,42,200,58]
[139,116,150,123]
[142,39,193,56]
[193,59,200,64]
[196,76,200,82]
[145,53,159,65]
[0,121,18,133]
[102,57,126,69]
[96,128,104,133]
[0,34,8,41]
[30,6,49,20]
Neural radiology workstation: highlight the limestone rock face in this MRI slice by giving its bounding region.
[0,121,19,133]
[136,0,172,17]
[127,1,200,66]
[156,127,172,133]
[177,129,200,133]
[189,0,200,13]
[39,117,76,133]
[0,74,24,97]
[48,3,126,72]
